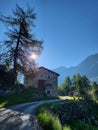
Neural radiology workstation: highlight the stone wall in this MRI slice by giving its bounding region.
[24,67,59,97]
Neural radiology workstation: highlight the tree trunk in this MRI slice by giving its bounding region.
[13,29,21,86]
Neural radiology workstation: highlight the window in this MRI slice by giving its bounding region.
[48,75,51,79]
[41,74,43,77]
[47,90,50,94]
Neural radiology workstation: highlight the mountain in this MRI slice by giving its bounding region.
[53,53,98,85]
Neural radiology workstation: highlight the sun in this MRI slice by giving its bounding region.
[31,53,37,59]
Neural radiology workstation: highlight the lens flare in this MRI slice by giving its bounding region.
[31,53,37,59]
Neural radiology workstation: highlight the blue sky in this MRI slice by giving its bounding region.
[0,0,98,69]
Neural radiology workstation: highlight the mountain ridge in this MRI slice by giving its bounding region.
[53,53,98,85]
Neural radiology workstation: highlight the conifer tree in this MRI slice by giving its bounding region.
[0,5,43,85]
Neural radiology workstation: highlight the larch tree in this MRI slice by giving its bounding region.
[0,5,43,85]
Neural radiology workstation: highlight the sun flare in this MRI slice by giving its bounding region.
[31,53,37,59]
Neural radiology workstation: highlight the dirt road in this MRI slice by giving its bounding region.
[0,99,61,130]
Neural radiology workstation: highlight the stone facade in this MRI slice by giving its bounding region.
[24,67,59,97]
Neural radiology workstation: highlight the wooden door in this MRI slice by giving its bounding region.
[38,80,45,88]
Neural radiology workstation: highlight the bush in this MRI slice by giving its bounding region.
[37,110,62,130]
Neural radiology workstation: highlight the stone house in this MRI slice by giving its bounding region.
[24,66,59,96]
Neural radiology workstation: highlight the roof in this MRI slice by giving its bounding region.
[38,66,60,76]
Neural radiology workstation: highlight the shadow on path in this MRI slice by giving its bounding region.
[0,99,61,130]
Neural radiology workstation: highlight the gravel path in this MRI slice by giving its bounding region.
[0,99,61,130]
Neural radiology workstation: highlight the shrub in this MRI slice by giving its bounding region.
[37,110,62,130]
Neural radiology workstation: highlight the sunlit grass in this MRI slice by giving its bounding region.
[0,101,8,108]
[37,110,63,130]
[58,96,81,100]
[63,125,71,130]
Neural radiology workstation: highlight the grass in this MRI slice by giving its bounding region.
[0,88,58,108]
[36,100,98,130]
[58,96,82,100]
[37,110,62,130]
